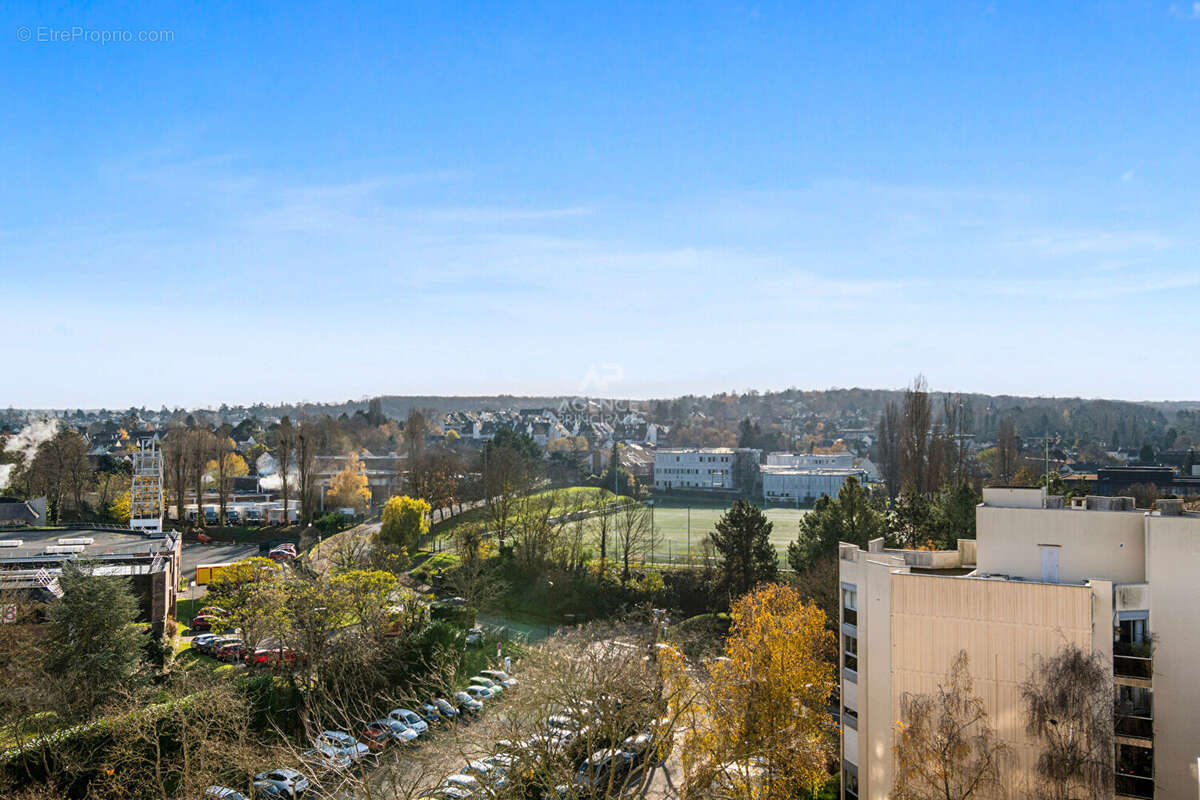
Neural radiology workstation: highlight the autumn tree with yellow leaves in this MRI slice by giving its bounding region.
[327,452,372,512]
[682,583,837,800]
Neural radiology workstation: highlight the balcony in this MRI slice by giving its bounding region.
[1115,715,1153,741]
[1114,642,1153,681]
[1115,773,1154,799]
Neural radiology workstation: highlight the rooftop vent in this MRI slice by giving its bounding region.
[56,537,94,546]
[44,545,86,554]
[1155,498,1184,516]
[1085,496,1136,511]
[0,540,22,548]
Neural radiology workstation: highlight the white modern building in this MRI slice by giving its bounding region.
[765,451,855,469]
[652,448,760,492]
[761,465,867,505]
[839,488,1200,800]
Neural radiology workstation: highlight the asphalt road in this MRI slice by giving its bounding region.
[180,542,260,582]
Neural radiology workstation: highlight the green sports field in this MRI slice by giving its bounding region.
[636,500,807,565]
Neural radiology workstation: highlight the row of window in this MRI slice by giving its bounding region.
[657,467,729,476]
[666,455,731,463]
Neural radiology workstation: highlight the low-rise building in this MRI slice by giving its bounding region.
[839,487,1200,800]
[0,527,181,630]
[761,465,867,505]
[652,447,761,494]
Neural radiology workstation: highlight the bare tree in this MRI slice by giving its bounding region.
[894,650,1010,800]
[1021,644,1114,800]
[996,418,1018,485]
[188,424,215,528]
[614,500,651,584]
[484,443,530,547]
[878,401,903,500]
[901,375,933,495]
[405,408,429,499]
[276,415,295,521]
[297,419,319,523]
[591,491,615,575]
[162,425,189,527]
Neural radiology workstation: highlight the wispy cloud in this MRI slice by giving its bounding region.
[1169,3,1200,20]
[1022,229,1172,256]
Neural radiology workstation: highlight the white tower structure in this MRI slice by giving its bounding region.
[130,436,164,532]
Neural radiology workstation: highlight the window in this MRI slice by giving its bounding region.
[843,632,858,672]
[843,704,858,729]
[844,768,859,800]
[842,584,857,626]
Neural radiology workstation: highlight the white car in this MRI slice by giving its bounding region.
[389,707,429,735]
[464,684,496,702]
[469,676,503,696]
[316,730,371,763]
[463,758,510,790]
[454,690,484,713]
[369,718,420,744]
[479,669,517,689]
[300,745,352,773]
[442,774,482,794]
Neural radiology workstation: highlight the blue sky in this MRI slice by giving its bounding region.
[3,1,1200,408]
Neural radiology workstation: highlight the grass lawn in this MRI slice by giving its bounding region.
[641,500,808,563]
[429,487,806,565]
[430,486,615,541]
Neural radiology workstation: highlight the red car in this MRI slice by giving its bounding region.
[214,641,244,662]
[191,614,223,631]
[244,648,297,668]
[268,544,298,562]
[357,724,390,752]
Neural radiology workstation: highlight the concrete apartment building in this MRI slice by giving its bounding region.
[839,487,1199,800]
[652,448,760,493]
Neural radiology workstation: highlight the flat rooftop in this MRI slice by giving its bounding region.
[0,528,177,562]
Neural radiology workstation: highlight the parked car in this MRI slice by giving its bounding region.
[463,758,509,790]
[244,648,298,668]
[358,723,390,752]
[252,768,310,798]
[454,690,484,714]
[419,702,444,724]
[299,745,351,775]
[315,731,371,763]
[202,635,241,655]
[464,685,495,702]
[434,698,460,720]
[268,543,298,562]
[203,787,249,800]
[388,708,429,735]
[469,676,503,696]
[442,774,482,795]
[214,640,245,662]
[418,787,473,800]
[465,627,485,646]
[479,669,517,689]
[573,749,637,795]
[191,614,224,631]
[191,633,220,650]
[373,718,420,744]
[620,732,668,768]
